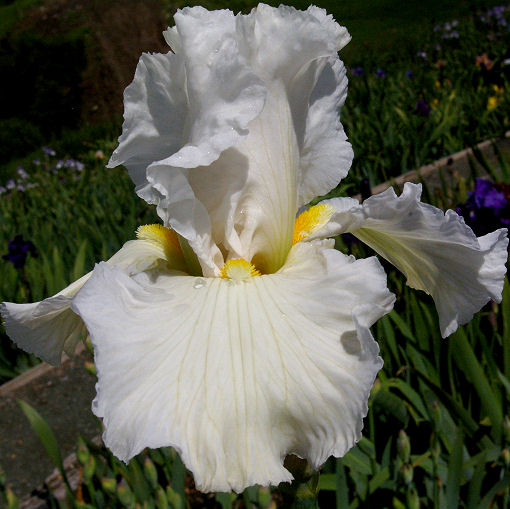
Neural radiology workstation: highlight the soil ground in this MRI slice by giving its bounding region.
[0,346,98,496]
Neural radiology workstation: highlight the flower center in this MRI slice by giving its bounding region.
[220,259,261,280]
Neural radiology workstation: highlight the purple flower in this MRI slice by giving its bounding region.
[43,147,56,157]
[33,158,41,166]
[417,50,427,59]
[375,68,386,78]
[6,179,15,190]
[3,235,38,269]
[470,178,507,212]
[415,98,431,117]
[17,184,25,192]
[17,167,28,179]
[456,179,510,235]
[0,186,6,194]
[435,43,441,51]
[351,66,363,76]
[406,70,414,79]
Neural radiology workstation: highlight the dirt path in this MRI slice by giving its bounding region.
[0,346,98,497]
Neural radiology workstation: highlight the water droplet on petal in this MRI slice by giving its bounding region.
[193,278,206,289]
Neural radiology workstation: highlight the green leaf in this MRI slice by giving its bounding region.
[450,329,503,442]
[479,474,510,509]
[446,428,463,509]
[72,238,88,280]
[388,310,415,343]
[466,450,487,509]
[502,278,510,380]
[215,492,236,509]
[18,400,71,491]
[368,466,390,494]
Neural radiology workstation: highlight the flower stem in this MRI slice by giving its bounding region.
[279,456,320,508]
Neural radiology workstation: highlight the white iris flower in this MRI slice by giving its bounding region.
[1,3,508,494]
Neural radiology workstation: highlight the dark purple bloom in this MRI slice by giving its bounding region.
[470,178,507,212]
[415,98,431,117]
[417,50,427,59]
[3,235,38,269]
[341,233,360,248]
[406,70,414,79]
[375,68,386,78]
[456,179,510,235]
[351,66,363,76]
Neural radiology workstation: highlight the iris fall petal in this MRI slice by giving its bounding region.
[70,242,394,493]
[325,183,508,337]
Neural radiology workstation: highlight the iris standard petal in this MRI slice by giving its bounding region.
[1,236,182,365]
[342,183,508,337]
[70,242,394,493]
[106,51,188,204]
[295,57,354,204]
[110,5,353,274]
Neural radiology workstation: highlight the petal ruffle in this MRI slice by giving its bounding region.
[340,183,508,337]
[0,238,179,365]
[70,242,394,493]
[295,57,354,204]
[106,51,189,204]
[107,8,267,194]
[1,273,90,366]
[109,5,353,273]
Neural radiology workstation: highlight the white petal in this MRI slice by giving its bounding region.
[240,4,350,84]
[111,5,353,274]
[1,270,90,365]
[0,238,175,365]
[300,197,362,242]
[295,57,354,204]
[106,51,188,203]
[147,167,225,277]
[71,243,394,493]
[347,183,509,337]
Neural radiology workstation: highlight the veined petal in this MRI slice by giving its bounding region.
[344,183,509,337]
[70,242,393,493]
[0,235,183,365]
